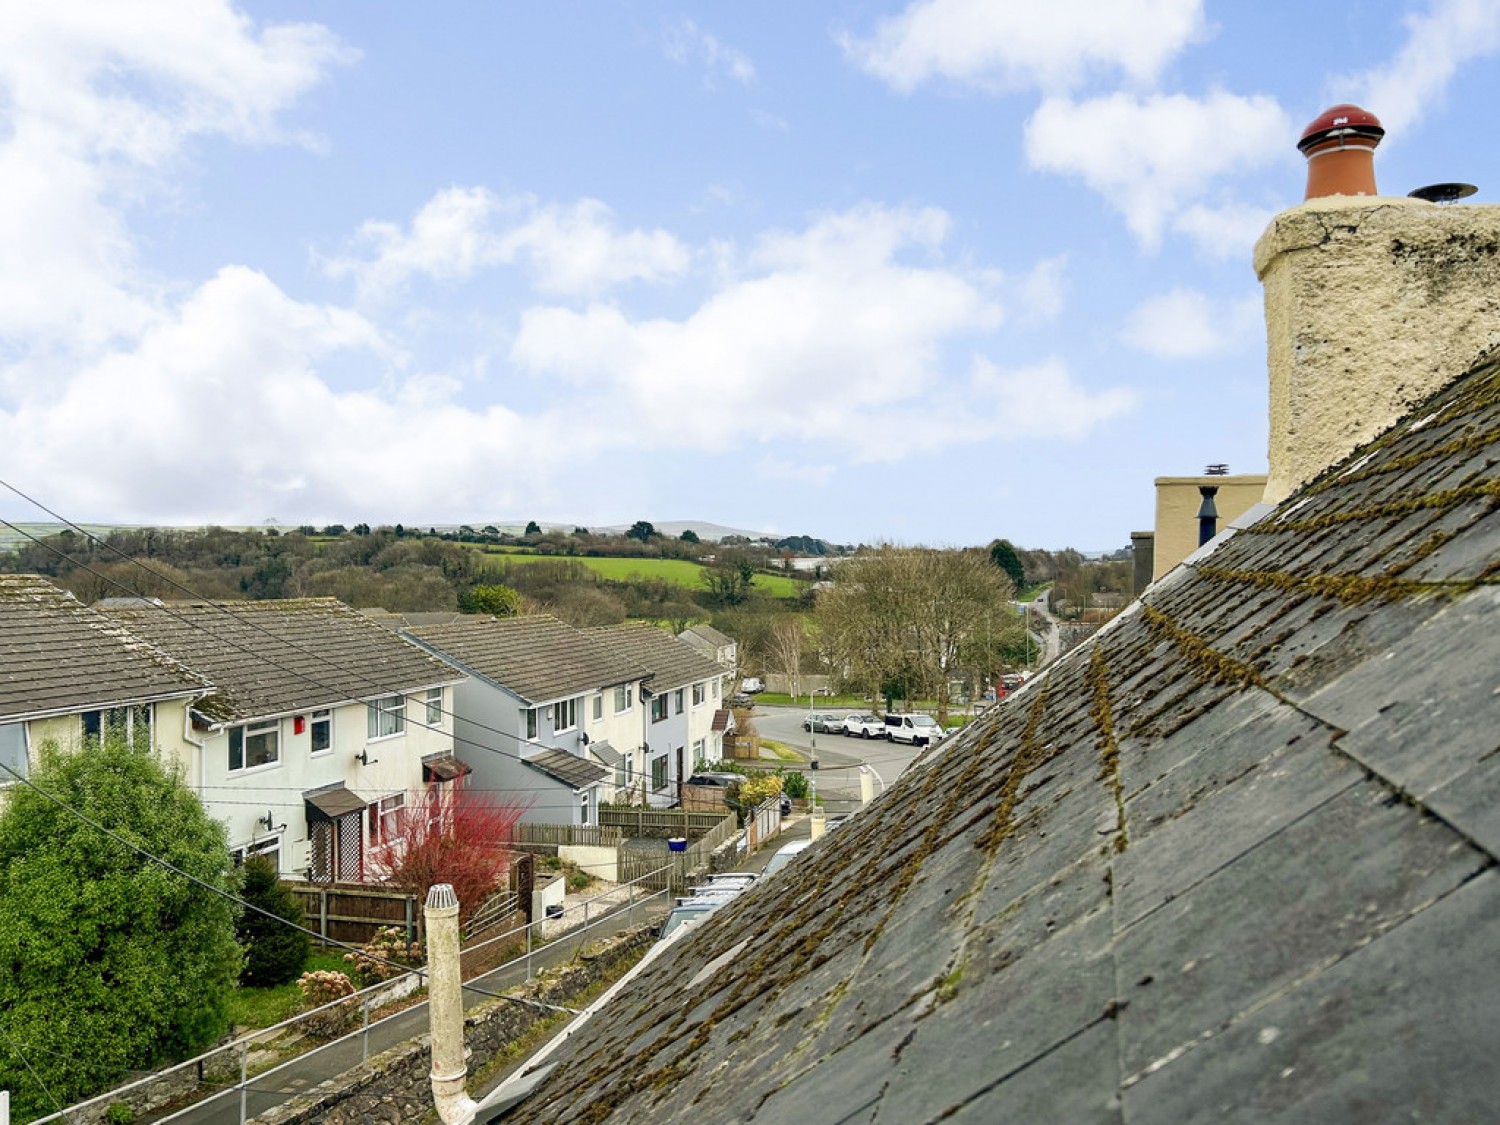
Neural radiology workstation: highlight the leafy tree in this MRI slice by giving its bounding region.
[701,553,758,607]
[321,524,347,536]
[524,520,542,536]
[237,855,310,987]
[0,735,241,1116]
[625,520,658,542]
[679,529,700,543]
[989,539,1027,589]
[458,582,521,616]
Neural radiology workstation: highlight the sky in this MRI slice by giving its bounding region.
[1,1,1497,552]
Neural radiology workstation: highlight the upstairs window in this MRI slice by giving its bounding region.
[692,683,707,706]
[229,720,280,772]
[613,685,632,713]
[674,689,685,715]
[367,696,406,740]
[0,723,28,783]
[425,687,443,725]
[82,704,152,750]
[524,708,539,740]
[592,694,603,721]
[650,695,668,723]
[310,709,332,755]
[553,698,578,732]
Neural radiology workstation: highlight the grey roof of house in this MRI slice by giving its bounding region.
[102,598,462,725]
[589,741,623,769]
[405,615,647,705]
[584,622,725,693]
[487,354,1500,1122]
[682,623,733,649]
[521,748,608,790]
[0,574,208,721]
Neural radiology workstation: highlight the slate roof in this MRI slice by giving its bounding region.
[103,598,461,725]
[0,574,207,721]
[405,616,647,705]
[584,622,725,694]
[521,748,609,790]
[490,353,1500,1122]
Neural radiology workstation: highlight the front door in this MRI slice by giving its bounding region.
[309,811,364,882]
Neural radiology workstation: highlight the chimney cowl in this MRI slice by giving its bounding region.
[1297,103,1384,154]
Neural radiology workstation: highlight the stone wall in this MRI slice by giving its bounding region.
[255,926,654,1124]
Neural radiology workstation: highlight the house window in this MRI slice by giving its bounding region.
[650,695,668,723]
[368,696,406,739]
[0,723,28,783]
[692,738,706,768]
[592,694,603,721]
[82,705,152,750]
[674,689,685,715]
[524,708,539,740]
[425,687,443,725]
[692,683,706,706]
[310,709,332,755]
[231,837,281,871]
[229,720,280,772]
[369,793,406,846]
[651,755,668,790]
[613,685,632,713]
[553,698,578,732]
[712,679,719,699]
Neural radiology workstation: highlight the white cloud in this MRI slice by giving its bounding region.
[965,358,1136,442]
[0,268,557,522]
[757,456,835,487]
[1015,257,1068,324]
[1172,201,1276,261]
[1341,0,1500,135]
[0,2,353,347]
[511,204,1131,457]
[662,18,755,87]
[326,187,691,301]
[1121,288,1261,359]
[1024,90,1289,247]
[842,0,1207,94]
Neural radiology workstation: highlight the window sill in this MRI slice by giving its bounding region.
[227,760,283,779]
[368,732,407,744]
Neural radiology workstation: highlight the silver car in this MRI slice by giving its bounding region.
[842,712,887,738]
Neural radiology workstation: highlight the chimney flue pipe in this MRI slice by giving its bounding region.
[1298,104,1383,200]
[427,883,478,1124]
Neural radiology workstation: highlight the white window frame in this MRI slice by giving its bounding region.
[674,689,685,715]
[369,793,406,847]
[368,696,406,740]
[712,679,720,699]
[651,755,668,791]
[82,704,153,749]
[231,836,281,871]
[650,695,668,723]
[524,708,539,740]
[229,719,281,774]
[613,685,632,714]
[692,682,707,707]
[553,697,578,733]
[592,694,603,722]
[425,687,443,725]
[692,738,706,768]
[0,722,29,784]
[309,709,333,757]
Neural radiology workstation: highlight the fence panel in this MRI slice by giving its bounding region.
[599,807,729,838]
[512,822,624,849]
[285,883,420,946]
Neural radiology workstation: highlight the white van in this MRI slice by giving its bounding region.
[884,713,944,745]
[740,677,764,694]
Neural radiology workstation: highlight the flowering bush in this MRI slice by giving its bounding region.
[297,970,358,1038]
[343,926,424,985]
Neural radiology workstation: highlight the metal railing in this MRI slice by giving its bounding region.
[32,866,672,1125]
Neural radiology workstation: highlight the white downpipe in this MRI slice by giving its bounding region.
[426,884,477,1124]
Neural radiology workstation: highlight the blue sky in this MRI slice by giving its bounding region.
[1,1,1497,551]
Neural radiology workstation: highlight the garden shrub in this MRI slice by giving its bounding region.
[343,926,424,985]
[297,969,358,1037]
[236,856,310,987]
[780,770,809,800]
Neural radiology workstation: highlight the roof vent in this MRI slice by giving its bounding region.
[1408,182,1478,204]
[1298,103,1383,200]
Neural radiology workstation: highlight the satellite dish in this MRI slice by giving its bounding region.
[1408,183,1478,203]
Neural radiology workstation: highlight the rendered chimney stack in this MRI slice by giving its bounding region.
[1255,107,1500,503]
[1298,103,1383,200]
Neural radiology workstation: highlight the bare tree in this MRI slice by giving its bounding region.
[816,546,1020,719]
[766,617,805,697]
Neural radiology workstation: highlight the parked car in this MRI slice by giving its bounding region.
[740,677,764,694]
[842,713,887,739]
[686,771,742,789]
[728,692,754,708]
[763,838,813,875]
[802,712,844,733]
[884,713,945,745]
[660,890,741,939]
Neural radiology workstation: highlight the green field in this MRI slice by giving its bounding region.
[478,552,806,598]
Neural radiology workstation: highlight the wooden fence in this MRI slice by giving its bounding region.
[616,811,737,891]
[286,883,421,946]
[600,807,730,839]
[512,822,624,849]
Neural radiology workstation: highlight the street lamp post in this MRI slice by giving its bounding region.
[807,687,819,771]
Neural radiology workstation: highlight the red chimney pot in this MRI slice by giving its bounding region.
[1298,103,1383,200]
